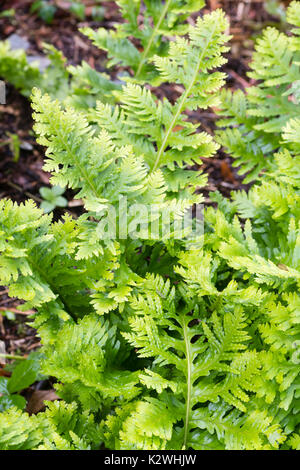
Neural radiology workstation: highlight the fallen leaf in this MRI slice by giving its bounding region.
[26,389,59,415]
[220,160,235,183]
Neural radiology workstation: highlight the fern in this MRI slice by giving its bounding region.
[217,0,300,182]
[122,276,264,448]
[0,41,69,99]
[0,41,42,96]
[0,2,299,451]
[86,10,229,201]
[0,401,102,450]
[43,314,141,410]
[30,10,229,234]
[81,0,204,84]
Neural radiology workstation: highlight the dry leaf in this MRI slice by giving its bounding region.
[26,389,59,415]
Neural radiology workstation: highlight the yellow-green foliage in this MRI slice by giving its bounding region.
[0,1,299,451]
[217,0,300,182]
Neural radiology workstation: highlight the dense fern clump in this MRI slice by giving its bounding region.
[0,1,299,450]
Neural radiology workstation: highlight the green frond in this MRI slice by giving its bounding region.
[81,0,204,83]
[0,401,102,450]
[217,4,300,180]
[43,315,140,408]
[0,2,299,451]
[0,41,42,96]
[288,433,300,450]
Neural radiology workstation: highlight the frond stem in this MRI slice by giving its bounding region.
[136,0,172,78]
[0,353,26,361]
[151,22,218,172]
[182,316,192,449]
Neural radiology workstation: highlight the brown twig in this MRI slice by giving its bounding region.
[0,306,35,316]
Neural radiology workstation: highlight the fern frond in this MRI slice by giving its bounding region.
[217,2,300,180]
[0,402,102,450]
[81,0,204,83]
[43,315,140,407]
[121,275,264,448]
